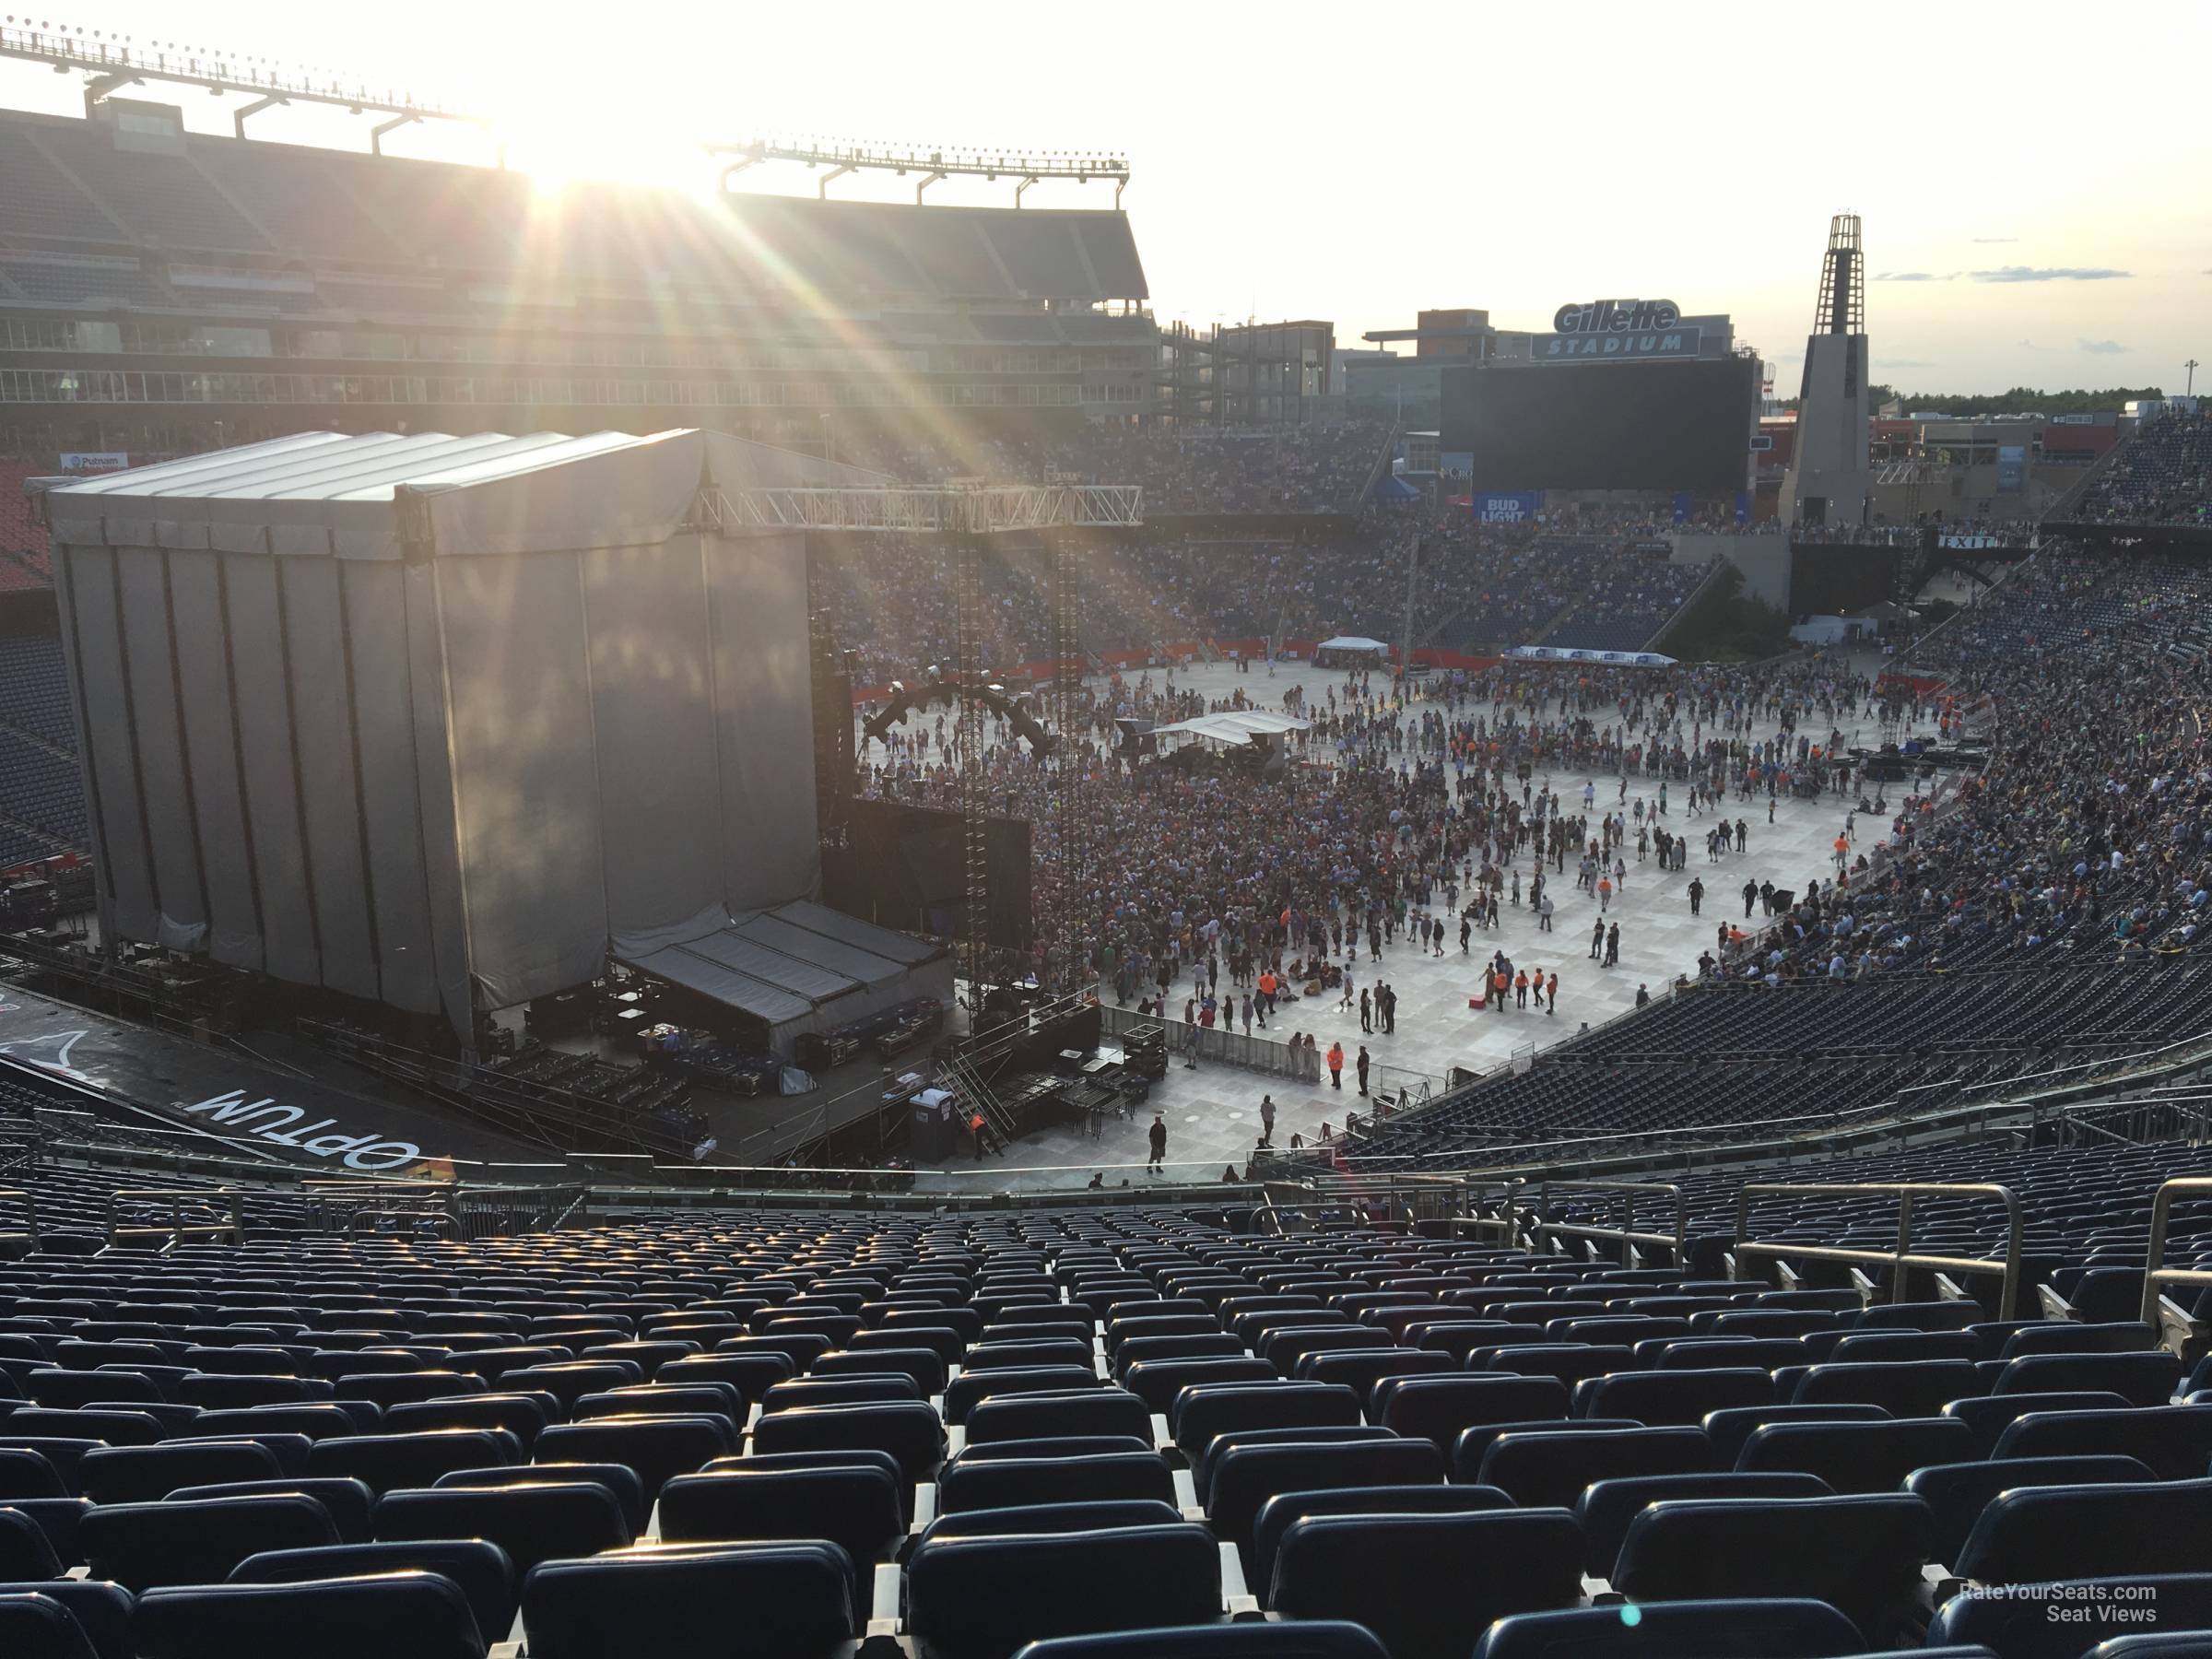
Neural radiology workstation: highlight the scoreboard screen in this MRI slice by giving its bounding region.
[1441,358,1756,494]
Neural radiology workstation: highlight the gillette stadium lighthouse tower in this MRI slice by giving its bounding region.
[1779,213,1874,528]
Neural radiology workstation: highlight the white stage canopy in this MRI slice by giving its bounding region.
[1151,710,1312,747]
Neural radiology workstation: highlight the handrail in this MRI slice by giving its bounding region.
[1734,1182,2024,1317]
[2141,1176,2212,1324]
[1534,1180,1687,1266]
[0,1186,38,1252]
[106,1186,244,1248]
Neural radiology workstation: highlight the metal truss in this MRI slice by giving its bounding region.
[713,137,1128,206]
[1,22,482,140]
[692,485,1143,535]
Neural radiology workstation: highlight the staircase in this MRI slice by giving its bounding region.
[936,1049,1017,1154]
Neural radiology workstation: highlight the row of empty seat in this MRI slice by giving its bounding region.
[0,1192,2204,1655]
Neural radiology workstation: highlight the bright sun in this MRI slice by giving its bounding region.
[484,82,725,200]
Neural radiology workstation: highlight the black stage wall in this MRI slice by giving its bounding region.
[830,797,1033,950]
[1790,540,1902,617]
[1442,358,1757,494]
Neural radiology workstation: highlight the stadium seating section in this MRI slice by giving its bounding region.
[0,1142,2198,1656]
[1351,958,2212,1167]
[0,635,84,867]
[2071,410,2212,530]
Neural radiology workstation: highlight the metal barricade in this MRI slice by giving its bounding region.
[2140,1176,2212,1326]
[1733,1182,2024,1318]
[1532,1181,1687,1266]
[107,1187,245,1248]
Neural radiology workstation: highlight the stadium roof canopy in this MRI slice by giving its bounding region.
[1317,635,1392,653]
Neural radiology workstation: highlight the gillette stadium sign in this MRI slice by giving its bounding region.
[1533,298,1700,362]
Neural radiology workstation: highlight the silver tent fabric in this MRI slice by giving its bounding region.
[39,428,888,1041]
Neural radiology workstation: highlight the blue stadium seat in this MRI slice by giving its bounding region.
[1013,1625,1391,1658]
[1574,1472,1833,1579]
[1473,1596,1866,1659]
[306,1430,521,1496]
[940,1449,1175,1513]
[1929,1573,2212,1659]
[372,1483,632,1576]
[1206,1438,1446,1570]
[1906,1456,2156,1565]
[133,1571,486,1659]
[1955,1478,2212,1583]
[166,1478,377,1544]
[76,1441,283,1504]
[531,1414,735,1503]
[229,1540,515,1646]
[1994,1353,2183,1406]
[1990,1406,2212,1481]
[1610,1493,1936,1642]
[80,1493,339,1591]
[962,1388,1151,1444]
[1574,1368,1773,1425]
[1480,1426,1720,1507]
[0,1581,130,1659]
[1373,1373,1571,1450]
[1250,1485,1512,1600]
[906,1524,1220,1659]
[0,1592,98,1659]
[433,1465,647,1536]
[1733,1417,1976,1492]
[1269,1509,1584,1659]
[658,1465,902,1562]
[1943,1393,2134,1456]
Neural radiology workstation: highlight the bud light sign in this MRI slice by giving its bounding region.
[1470,491,1543,524]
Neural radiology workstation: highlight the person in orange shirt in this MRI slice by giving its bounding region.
[1514,968,1530,1009]
[1326,1041,1344,1089]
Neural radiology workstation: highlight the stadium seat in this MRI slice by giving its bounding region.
[1268,1509,1584,1659]
[1473,1596,1866,1659]
[1012,1624,1391,1658]
[1955,1478,2212,1583]
[658,1465,902,1562]
[1610,1494,1936,1642]
[80,1493,340,1591]
[1479,1426,1719,1507]
[1929,1573,2212,1659]
[166,1478,377,1544]
[133,1571,486,1659]
[906,1524,1222,1659]
[372,1482,632,1575]
[229,1540,515,1645]
[1906,1456,2157,1565]
[0,1581,130,1659]
[0,1592,99,1659]
[1574,1472,1834,1579]
[1733,1417,1976,1492]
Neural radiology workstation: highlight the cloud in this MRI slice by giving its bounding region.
[1971,265,2130,282]
[1876,359,1938,369]
[1971,237,2018,244]
[2077,338,2128,355]
[2017,339,2040,349]
[1873,271,1947,282]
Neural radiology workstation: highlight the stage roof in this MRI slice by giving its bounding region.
[38,429,890,560]
[617,900,947,1030]
[1153,710,1312,747]
[1317,635,1391,653]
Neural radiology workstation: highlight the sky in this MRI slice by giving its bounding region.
[3,0,2207,396]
